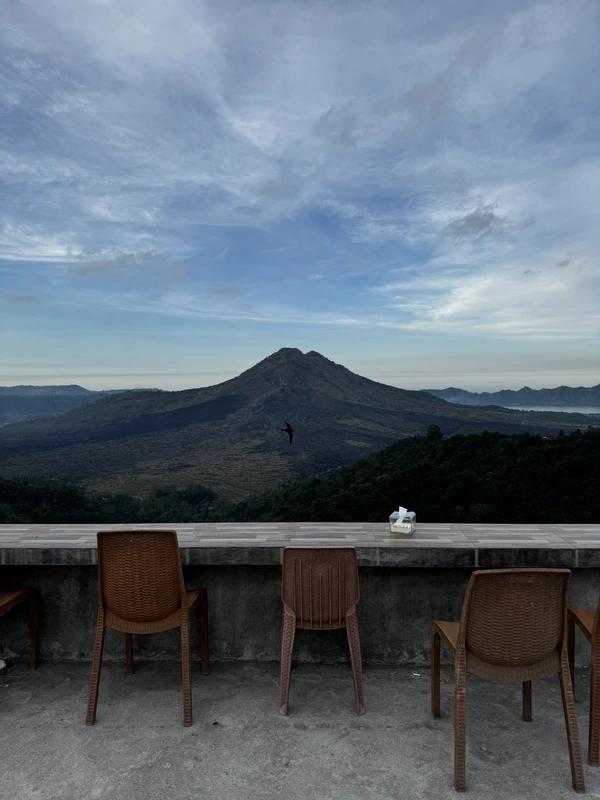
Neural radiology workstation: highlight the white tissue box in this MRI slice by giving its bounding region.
[389,510,416,537]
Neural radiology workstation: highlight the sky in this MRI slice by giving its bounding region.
[1,0,599,391]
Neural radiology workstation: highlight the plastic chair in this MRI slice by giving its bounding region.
[85,530,209,726]
[0,589,39,668]
[279,546,365,716]
[432,569,584,792]
[568,597,600,765]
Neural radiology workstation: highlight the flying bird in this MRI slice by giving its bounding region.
[281,422,294,445]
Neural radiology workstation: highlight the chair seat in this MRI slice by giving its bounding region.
[433,620,459,651]
[569,607,594,640]
[0,589,29,617]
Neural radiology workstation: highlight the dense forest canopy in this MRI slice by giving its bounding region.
[1,428,598,525]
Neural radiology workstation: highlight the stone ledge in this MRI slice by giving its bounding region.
[1,522,598,567]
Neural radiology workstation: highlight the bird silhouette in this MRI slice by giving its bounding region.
[281,421,294,445]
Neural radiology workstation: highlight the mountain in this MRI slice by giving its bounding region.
[0,385,120,427]
[0,348,594,498]
[427,384,600,409]
[0,384,93,396]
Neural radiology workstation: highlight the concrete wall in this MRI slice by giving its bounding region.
[2,564,599,666]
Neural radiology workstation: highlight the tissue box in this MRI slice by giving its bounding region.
[389,510,416,537]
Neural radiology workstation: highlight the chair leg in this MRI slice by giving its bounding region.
[589,649,600,766]
[454,657,467,792]
[85,610,105,725]
[28,591,39,670]
[279,611,296,715]
[522,681,532,722]
[431,629,441,718]
[124,634,134,674]
[568,616,576,696]
[559,651,585,792]
[199,588,209,675]
[181,617,193,726]
[346,610,366,716]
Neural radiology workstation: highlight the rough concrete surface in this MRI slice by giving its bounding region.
[3,565,600,665]
[2,662,600,799]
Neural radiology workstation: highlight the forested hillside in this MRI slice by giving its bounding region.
[1,428,598,524]
[234,427,600,523]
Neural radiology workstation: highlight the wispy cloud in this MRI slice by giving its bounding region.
[446,203,509,240]
[0,292,39,304]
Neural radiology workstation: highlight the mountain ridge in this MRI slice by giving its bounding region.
[0,385,125,427]
[0,348,595,498]
[428,384,600,408]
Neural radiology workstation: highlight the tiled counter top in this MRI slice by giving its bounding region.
[1,522,599,567]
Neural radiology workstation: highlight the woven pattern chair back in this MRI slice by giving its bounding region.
[97,531,184,623]
[281,547,359,630]
[463,569,568,670]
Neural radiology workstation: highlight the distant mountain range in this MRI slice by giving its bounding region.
[0,385,122,426]
[427,385,600,408]
[0,349,595,498]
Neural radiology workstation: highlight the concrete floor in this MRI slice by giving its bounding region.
[2,662,600,800]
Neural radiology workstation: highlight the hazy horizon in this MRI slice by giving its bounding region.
[0,346,598,394]
[1,2,599,390]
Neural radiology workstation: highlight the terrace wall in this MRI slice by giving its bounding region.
[2,523,599,665]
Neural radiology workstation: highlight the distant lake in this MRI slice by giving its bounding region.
[503,406,600,415]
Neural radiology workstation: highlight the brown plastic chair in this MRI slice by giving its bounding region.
[85,530,209,727]
[279,546,365,716]
[568,597,600,765]
[0,589,39,669]
[432,569,584,793]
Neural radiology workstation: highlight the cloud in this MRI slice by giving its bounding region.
[205,285,244,298]
[0,0,599,357]
[377,252,600,339]
[0,292,39,303]
[446,203,507,240]
[0,223,83,262]
[69,250,171,276]
[314,106,358,148]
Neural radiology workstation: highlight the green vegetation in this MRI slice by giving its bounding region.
[0,479,221,524]
[235,427,600,523]
[1,428,598,524]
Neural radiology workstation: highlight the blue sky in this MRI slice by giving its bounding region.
[1,0,599,390]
